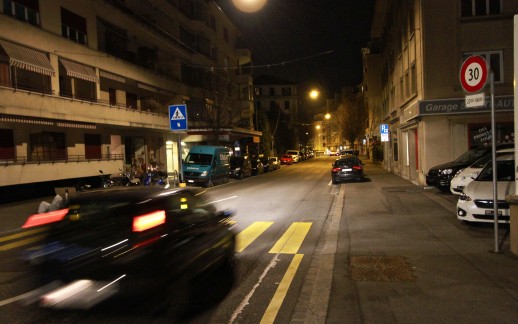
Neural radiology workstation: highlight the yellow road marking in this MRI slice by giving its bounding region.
[269,222,312,254]
[260,253,304,324]
[235,221,273,252]
[0,227,47,243]
[0,235,46,251]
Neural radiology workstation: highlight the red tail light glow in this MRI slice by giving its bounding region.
[22,209,69,228]
[332,167,341,172]
[132,210,166,232]
[352,166,362,170]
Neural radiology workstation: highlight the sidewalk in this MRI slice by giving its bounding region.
[327,159,518,324]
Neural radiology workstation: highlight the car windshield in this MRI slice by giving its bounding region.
[230,157,244,167]
[334,158,359,167]
[470,153,492,168]
[476,159,515,181]
[453,147,489,164]
[185,153,213,165]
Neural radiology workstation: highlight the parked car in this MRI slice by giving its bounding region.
[426,143,514,192]
[259,156,271,172]
[331,154,365,183]
[183,146,230,187]
[450,148,514,195]
[286,150,300,163]
[229,156,252,179]
[269,157,280,170]
[21,186,236,316]
[251,157,264,175]
[457,152,515,224]
[280,154,294,165]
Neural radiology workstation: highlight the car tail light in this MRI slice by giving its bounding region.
[22,208,69,228]
[332,167,341,172]
[352,165,362,170]
[132,210,166,232]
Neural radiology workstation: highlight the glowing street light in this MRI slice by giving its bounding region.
[325,113,331,120]
[231,0,268,13]
[309,89,320,100]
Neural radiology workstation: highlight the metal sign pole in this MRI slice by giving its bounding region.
[490,71,499,253]
[177,132,183,183]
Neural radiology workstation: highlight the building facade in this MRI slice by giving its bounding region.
[0,0,258,198]
[364,0,517,186]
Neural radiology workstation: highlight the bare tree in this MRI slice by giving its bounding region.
[335,95,366,150]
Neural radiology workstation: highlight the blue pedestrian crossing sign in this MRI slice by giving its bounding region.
[169,104,188,131]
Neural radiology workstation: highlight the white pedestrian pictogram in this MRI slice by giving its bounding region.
[171,107,185,120]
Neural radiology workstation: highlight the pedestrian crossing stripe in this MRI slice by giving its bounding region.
[171,107,185,120]
[236,221,273,252]
[269,222,312,254]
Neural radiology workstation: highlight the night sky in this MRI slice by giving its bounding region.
[215,0,375,96]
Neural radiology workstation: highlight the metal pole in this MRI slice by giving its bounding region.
[177,132,183,183]
[490,71,499,253]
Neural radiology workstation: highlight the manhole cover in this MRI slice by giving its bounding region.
[349,255,416,282]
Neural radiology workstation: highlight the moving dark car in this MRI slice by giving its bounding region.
[21,186,235,316]
[426,143,513,192]
[331,155,365,183]
[229,156,252,179]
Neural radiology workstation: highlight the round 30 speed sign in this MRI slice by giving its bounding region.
[459,55,488,93]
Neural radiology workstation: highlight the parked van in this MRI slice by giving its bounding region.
[183,146,230,187]
[286,150,301,163]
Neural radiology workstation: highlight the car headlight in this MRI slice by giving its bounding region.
[201,171,208,177]
[459,193,472,202]
[441,168,454,175]
[235,167,241,171]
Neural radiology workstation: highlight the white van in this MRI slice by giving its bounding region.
[286,150,301,163]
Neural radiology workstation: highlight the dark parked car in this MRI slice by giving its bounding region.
[229,156,252,179]
[21,186,235,316]
[426,143,513,192]
[260,156,271,172]
[331,154,365,184]
[251,157,264,175]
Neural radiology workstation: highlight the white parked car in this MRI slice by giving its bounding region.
[457,152,515,224]
[450,148,514,195]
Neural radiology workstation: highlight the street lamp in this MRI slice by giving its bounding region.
[309,89,320,100]
[231,0,268,12]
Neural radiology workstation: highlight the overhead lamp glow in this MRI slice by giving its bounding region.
[232,0,267,13]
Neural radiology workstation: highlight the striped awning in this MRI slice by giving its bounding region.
[100,70,126,83]
[60,58,98,83]
[0,39,55,76]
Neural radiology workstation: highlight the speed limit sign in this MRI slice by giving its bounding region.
[459,56,488,93]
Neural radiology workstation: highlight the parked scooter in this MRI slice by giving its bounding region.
[76,170,114,191]
[110,169,141,186]
[143,169,168,187]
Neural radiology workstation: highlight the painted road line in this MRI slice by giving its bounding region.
[269,222,312,254]
[0,227,48,251]
[260,253,304,324]
[235,221,273,252]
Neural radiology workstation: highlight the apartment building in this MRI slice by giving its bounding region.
[253,74,300,155]
[0,0,259,199]
[363,0,517,186]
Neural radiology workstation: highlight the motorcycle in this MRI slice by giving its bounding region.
[143,170,168,187]
[110,169,141,186]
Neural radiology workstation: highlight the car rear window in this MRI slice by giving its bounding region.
[334,158,358,167]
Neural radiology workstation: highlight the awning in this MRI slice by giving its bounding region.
[0,39,54,76]
[60,58,98,83]
[100,70,125,83]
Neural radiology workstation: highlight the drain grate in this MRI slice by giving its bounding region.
[349,255,416,282]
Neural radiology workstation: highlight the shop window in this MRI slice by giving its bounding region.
[0,129,15,160]
[30,132,66,161]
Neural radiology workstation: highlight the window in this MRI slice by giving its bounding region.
[126,93,137,109]
[463,51,503,83]
[461,0,501,17]
[223,27,228,42]
[255,87,262,96]
[85,134,101,159]
[0,129,15,160]
[61,8,87,45]
[410,63,417,96]
[3,0,40,26]
[269,87,275,96]
[284,101,290,110]
[109,88,116,106]
[30,132,66,162]
[282,87,292,96]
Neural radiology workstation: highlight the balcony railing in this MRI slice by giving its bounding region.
[0,154,124,166]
